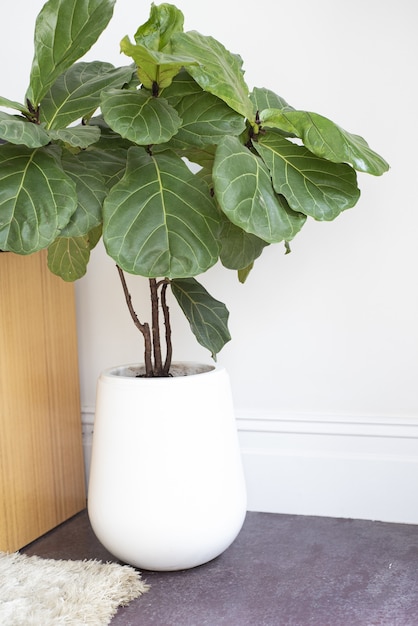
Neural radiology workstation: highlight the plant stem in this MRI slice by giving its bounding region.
[161,281,172,375]
[116,265,153,377]
[149,278,163,375]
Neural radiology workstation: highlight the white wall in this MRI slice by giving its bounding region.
[2,0,417,521]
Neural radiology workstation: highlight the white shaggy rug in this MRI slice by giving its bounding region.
[0,551,149,625]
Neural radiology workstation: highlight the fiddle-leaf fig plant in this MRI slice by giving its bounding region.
[0,0,389,377]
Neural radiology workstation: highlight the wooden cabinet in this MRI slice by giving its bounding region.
[0,251,86,552]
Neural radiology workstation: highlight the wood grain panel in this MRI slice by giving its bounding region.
[0,251,86,551]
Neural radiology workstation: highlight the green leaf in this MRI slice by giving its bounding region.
[171,277,231,359]
[251,87,294,113]
[133,2,185,52]
[27,0,116,106]
[100,89,182,144]
[87,223,103,249]
[195,166,213,191]
[103,147,220,278]
[213,136,306,243]
[160,69,203,105]
[73,117,131,189]
[0,112,50,147]
[168,90,246,148]
[260,109,389,175]
[60,151,106,236]
[40,62,134,129]
[77,147,128,190]
[254,130,360,220]
[219,218,269,270]
[48,125,101,148]
[181,145,217,169]
[172,31,255,121]
[47,234,92,280]
[0,96,30,115]
[0,144,77,253]
[120,3,192,90]
[238,264,254,284]
[120,37,195,90]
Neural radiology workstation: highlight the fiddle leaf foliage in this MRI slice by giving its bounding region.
[259,109,389,175]
[0,0,389,369]
[0,111,51,147]
[26,0,117,107]
[40,62,134,129]
[171,277,231,359]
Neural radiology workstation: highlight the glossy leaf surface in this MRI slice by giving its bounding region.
[213,136,306,243]
[133,2,184,52]
[120,37,195,90]
[172,31,255,121]
[40,62,134,129]
[121,3,190,89]
[77,147,128,191]
[160,69,203,105]
[168,90,246,148]
[219,218,269,270]
[27,0,116,106]
[0,112,50,147]
[171,277,231,358]
[260,109,389,175]
[255,130,360,220]
[60,152,106,236]
[48,125,101,148]
[101,89,182,144]
[251,87,294,114]
[0,144,77,253]
[103,147,220,277]
[0,96,29,115]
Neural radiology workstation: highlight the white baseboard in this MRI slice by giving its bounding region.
[81,407,418,524]
[237,411,418,524]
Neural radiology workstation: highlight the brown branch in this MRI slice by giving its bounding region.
[161,281,172,375]
[116,265,153,377]
[149,278,163,376]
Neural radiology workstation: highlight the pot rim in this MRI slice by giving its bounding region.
[100,361,218,381]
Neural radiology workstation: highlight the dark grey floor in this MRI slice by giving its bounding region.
[22,509,418,625]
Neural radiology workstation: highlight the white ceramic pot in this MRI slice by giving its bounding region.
[87,362,247,571]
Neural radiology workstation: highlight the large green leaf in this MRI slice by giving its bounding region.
[48,125,101,148]
[101,89,182,145]
[27,0,116,106]
[40,62,134,129]
[254,130,360,220]
[172,31,255,121]
[103,147,220,277]
[47,234,92,280]
[0,144,77,253]
[167,90,246,149]
[171,277,231,359]
[60,152,106,236]
[213,136,306,243]
[260,109,389,175]
[0,112,50,147]
[219,218,269,270]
